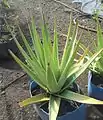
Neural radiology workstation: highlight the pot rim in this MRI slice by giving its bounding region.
[29,81,85,118]
[88,70,103,90]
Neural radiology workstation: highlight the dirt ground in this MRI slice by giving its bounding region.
[0,0,103,120]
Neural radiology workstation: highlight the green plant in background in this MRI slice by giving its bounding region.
[80,19,103,74]
[0,25,15,42]
[2,0,10,8]
[0,0,16,43]
[9,15,103,120]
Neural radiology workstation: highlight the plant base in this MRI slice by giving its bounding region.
[29,81,87,120]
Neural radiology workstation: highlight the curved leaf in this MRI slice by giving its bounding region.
[49,95,61,120]
[46,64,60,93]
[30,18,45,68]
[60,13,73,70]
[58,90,103,105]
[19,93,49,107]
[9,50,47,90]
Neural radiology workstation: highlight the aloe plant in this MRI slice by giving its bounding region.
[9,15,103,120]
[79,19,103,74]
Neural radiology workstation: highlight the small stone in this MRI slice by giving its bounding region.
[0,80,2,84]
[85,85,88,88]
[1,91,5,95]
[64,8,72,13]
[0,73,3,79]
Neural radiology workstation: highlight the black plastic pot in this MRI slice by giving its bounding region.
[0,38,18,59]
[88,71,103,115]
[29,81,87,120]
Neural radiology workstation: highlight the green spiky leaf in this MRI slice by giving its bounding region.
[58,90,103,105]
[49,95,61,120]
[19,93,49,107]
